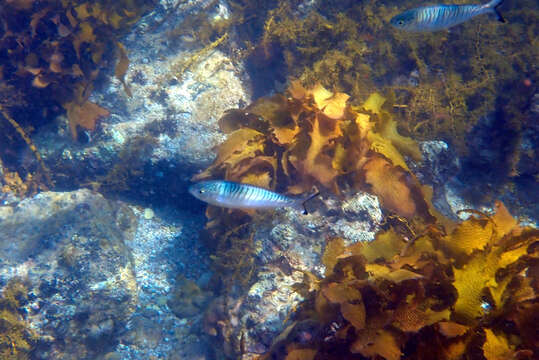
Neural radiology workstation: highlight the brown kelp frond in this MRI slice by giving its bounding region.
[260,204,538,359]
[194,81,441,321]
[64,99,110,140]
[195,81,433,223]
[0,0,153,140]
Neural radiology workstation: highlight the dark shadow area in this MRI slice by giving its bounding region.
[457,111,518,204]
[245,42,288,99]
[225,0,290,99]
[456,77,537,219]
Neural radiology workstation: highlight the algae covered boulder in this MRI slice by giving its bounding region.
[0,189,138,358]
[0,188,214,359]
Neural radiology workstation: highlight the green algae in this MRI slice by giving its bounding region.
[0,279,37,360]
[97,135,158,195]
[245,0,537,158]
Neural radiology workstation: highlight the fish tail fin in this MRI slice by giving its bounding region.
[295,189,321,215]
[486,0,505,23]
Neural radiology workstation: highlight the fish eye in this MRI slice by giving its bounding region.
[199,189,205,194]
[398,20,404,25]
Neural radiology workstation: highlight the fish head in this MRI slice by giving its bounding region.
[188,181,220,203]
[390,10,419,31]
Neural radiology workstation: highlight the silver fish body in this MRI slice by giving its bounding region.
[189,180,312,211]
[390,0,504,32]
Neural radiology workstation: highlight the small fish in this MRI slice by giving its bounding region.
[390,0,505,32]
[189,180,320,214]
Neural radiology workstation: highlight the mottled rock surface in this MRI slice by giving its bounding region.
[408,140,461,219]
[208,192,383,358]
[0,190,138,358]
[0,188,380,359]
[7,1,536,359]
[33,0,250,208]
[0,189,212,359]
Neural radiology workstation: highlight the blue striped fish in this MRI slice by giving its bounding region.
[189,180,319,214]
[390,0,505,32]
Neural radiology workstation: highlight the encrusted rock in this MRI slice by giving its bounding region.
[0,190,137,358]
[0,189,212,359]
[411,141,459,186]
[33,0,250,208]
[212,192,384,357]
[407,140,461,219]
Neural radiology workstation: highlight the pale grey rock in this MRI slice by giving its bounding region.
[0,189,212,359]
[409,140,459,186]
[33,0,250,208]
[336,192,383,243]
[211,192,383,358]
[406,140,461,219]
[106,203,214,360]
[0,190,138,359]
[240,268,304,353]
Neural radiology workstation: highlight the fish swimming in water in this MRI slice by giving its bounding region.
[189,180,320,214]
[390,0,505,32]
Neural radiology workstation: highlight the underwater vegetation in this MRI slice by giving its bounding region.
[192,80,440,316]
[227,0,538,209]
[193,81,436,225]
[253,0,537,152]
[174,0,536,206]
[258,202,538,360]
[193,79,537,358]
[0,279,37,360]
[0,0,156,189]
[175,0,537,216]
[1,0,534,204]
[188,82,430,350]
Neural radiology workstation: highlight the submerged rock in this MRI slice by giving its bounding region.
[408,140,461,219]
[0,189,212,359]
[32,0,250,208]
[0,190,137,358]
[204,192,383,357]
[411,141,459,186]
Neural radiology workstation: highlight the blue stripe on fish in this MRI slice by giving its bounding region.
[390,0,505,32]
[189,180,319,214]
